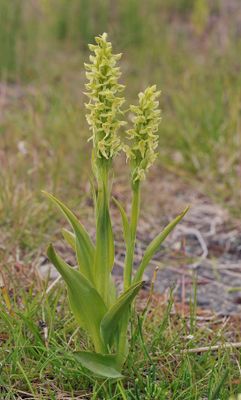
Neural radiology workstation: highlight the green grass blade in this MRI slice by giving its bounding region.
[47,244,107,353]
[210,370,229,400]
[112,197,130,243]
[43,191,95,283]
[74,351,123,379]
[100,281,143,346]
[134,206,189,283]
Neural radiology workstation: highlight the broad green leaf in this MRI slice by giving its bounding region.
[47,244,107,353]
[134,206,189,283]
[100,281,143,346]
[62,228,75,250]
[43,191,95,283]
[112,197,130,243]
[95,186,115,273]
[74,351,123,378]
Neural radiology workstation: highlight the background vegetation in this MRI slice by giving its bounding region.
[1,1,240,239]
[1,0,241,398]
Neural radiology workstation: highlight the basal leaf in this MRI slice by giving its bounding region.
[47,244,107,353]
[134,206,189,283]
[100,281,143,346]
[62,228,75,250]
[43,191,95,283]
[74,351,123,378]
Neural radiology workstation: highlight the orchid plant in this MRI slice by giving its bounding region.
[44,33,188,378]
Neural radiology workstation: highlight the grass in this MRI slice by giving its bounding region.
[0,0,241,397]
[1,277,241,399]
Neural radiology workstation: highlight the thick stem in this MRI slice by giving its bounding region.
[94,159,114,306]
[94,335,107,354]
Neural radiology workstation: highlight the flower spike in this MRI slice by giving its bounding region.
[125,85,161,182]
[85,33,125,161]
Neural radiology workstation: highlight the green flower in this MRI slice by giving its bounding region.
[85,33,125,161]
[125,85,161,182]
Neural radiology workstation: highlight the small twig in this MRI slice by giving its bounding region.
[41,307,49,348]
[67,326,80,347]
[46,265,78,294]
[46,274,62,294]
[181,342,241,354]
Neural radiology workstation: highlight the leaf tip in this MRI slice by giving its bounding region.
[182,205,190,216]
[41,190,53,201]
[46,243,55,259]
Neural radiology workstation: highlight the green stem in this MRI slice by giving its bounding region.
[124,181,140,290]
[117,180,141,367]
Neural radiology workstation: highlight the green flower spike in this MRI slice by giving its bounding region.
[85,32,125,161]
[125,85,161,183]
